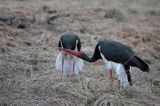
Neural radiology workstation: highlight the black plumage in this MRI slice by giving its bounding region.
[94,40,149,72]
[58,34,81,51]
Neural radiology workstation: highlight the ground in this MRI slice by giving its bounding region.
[0,0,160,105]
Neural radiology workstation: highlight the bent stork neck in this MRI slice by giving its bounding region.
[82,45,101,62]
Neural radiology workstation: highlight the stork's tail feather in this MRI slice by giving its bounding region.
[126,70,132,86]
[134,56,149,72]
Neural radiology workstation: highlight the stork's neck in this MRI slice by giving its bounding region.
[82,54,97,62]
[59,45,101,62]
[81,47,100,62]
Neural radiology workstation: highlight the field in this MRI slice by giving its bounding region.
[0,0,160,105]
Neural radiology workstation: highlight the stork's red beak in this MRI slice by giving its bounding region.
[59,47,84,58]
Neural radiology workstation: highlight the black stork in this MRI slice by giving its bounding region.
[55,33,84,78]
[59,40,149,87]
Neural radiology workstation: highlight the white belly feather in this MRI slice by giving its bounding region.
[55,52,84,76]
[100,52,129,87]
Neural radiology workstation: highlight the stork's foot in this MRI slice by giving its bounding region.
[113,80,120,86]
[108,79,121,87]
[61,76,63,81]
[66,74,70,77]
[108,78,114,86]
[79,71,83,75]
[71,73,75,78]
[61,72,63,81]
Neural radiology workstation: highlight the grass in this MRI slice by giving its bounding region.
[0,0,160,105]
[104,8,124,21]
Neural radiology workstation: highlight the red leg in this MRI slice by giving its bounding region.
[61,58,64,80]
[109,69,113,78]
[108,69,113,86]
[72,61,75,76]
[118,80,120,87]
[117,80,120,88]
[114,75,120,84]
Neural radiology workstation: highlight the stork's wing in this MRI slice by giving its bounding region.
[99,40,135,65]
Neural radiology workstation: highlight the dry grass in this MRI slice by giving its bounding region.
[0,0,160,105]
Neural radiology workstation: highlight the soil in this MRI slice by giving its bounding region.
[0,0,160,105]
